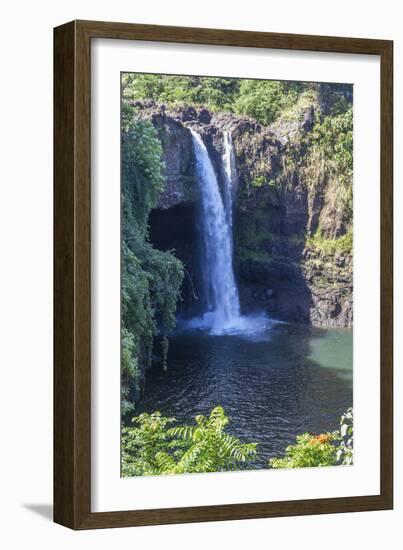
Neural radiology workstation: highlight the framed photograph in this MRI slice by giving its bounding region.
[54,20,393,529]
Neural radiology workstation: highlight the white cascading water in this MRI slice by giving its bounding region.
[190,129,241,334]
[222,130,237,236]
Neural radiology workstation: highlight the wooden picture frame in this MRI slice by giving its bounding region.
[54,19,393,529]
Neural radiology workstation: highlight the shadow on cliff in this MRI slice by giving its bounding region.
[149,202,207,318]
[235,238,317,324]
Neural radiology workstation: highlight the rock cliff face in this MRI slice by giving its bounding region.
[131,96,353,328]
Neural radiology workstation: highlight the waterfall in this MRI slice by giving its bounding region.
[190,129,241,334]
[222,131,237,235]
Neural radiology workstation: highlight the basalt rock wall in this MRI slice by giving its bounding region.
[131,95,353,327]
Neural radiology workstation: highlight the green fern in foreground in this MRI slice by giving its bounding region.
[122,406,257,476]
[122,406,353,476]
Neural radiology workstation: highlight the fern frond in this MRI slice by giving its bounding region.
[154,451,176,474]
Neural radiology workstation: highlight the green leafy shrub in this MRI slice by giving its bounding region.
[277,94,353,232]
[122,74,306,125]
[122,412,178,477]
[121,116,184,410]
[270,409,354,469]
[122,119,164,233]
[122,406,258,476]
[336,407,353,465]
[234,80,303,125]
[270,432,338,469]
[251,175,266,188]
[307,231,353,256]
[311,106,353,219]
[122,74,240,112]
[121,328,140,416]
[312,107,353,179]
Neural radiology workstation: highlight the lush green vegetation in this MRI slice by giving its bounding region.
[270,408,354,469]
[123,74,240,112]
[121,111,184,413]
[123,74,353,241]
[312,101,353,182]
[285,94,353,227]
[120,74,354,474]
[336,407,354,465]
[234,80,304,125]
[122,406,257,476]
[307,230,353,256]
[270,432,339,468]
[312,102,353,220]
[250,175,277,189]
[122,406,353,476]
[123,73,308,125]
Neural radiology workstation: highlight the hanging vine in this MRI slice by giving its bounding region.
[121,107,184,412]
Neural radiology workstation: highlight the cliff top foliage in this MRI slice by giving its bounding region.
[122,73,353,239]
[122,73,351,126]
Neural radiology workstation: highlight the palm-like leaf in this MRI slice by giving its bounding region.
[122,405,258,476]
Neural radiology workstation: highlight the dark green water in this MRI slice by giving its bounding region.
[135,322,353,467]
